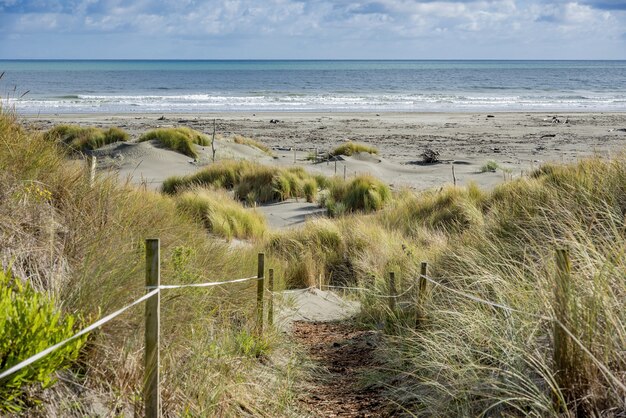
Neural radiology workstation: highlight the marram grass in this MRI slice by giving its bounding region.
[44,124,129,153]
[139,127,209,158]
[331,141,378,157]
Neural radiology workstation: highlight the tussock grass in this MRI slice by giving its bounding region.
[44,124,129,152]
[163,160,319,204]
[176,188,266,240]
[232,134,272,154]
[331,141,378,157]
[0,111,300,416]
[139,127,209,158]
[320,175,391,216]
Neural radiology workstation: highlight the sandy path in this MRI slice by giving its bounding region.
[292,321,391,418]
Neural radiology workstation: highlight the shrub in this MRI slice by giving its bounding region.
[0,270,86,412]
[44,125,128,153]
[139,127,209,158]
[331,142,379,157]
[480,160,499,172]
[303,179,318,203]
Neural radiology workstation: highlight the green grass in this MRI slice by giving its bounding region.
[331,141,379,157]
[320,175,391,216]
[176,188,266,240]
[479,159,500,172]
[139,127,209,158]
[162,160,319,204]
[44,124,129,152]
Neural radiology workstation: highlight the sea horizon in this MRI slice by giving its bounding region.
[2,59,625,114]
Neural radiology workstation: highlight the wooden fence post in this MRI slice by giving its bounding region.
[554,248,572,405]
[417,262,428,326]
[343,165,347,181]
[268,268,274,327]
[388,272,396,312]
[87,156,96,187]
[256,253,265,334]
[293,148,296,164]
[145,239,161,418]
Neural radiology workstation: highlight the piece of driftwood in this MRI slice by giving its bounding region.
[421,148,440,164]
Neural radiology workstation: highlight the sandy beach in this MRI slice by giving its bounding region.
[23,111,626,189]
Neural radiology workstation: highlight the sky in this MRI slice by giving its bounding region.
[0,0,625,59]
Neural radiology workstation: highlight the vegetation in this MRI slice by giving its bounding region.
[162,160,319,204]
[331,141,378,157]
[320,175,391,216]
[232,134,272,155]
[480,159,500,172]
[0,270,86,412]
[139,127,209,158]
[0,111,300,416]
[44,124,128,152]
[176,188,267,240]
[267,157,626,416]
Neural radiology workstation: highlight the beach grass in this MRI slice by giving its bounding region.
[331,141,379,157]
[0,110,300,416]
[176,188,267,240]
[44,124,129,152]
[139,127,209,158]
[232,134,272,155]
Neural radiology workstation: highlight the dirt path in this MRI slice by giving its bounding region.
[291,321,391,417]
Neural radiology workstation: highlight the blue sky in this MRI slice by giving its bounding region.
[0,0,625,59]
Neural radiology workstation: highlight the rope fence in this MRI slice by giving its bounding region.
[2,242,623,416]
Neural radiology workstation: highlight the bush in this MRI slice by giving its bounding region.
[331,142,378,157]
[139,127,209,158]
[0,270,86,412]
[480,160,499,172]
[44,125,129,153]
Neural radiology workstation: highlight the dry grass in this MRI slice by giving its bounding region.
[232,134,272,155]
[44,124,129,153]
[0,110,301,416]
[331,142,379,157]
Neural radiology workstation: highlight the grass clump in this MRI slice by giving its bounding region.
[320,175,391,216]
[163,160,319,204]
[232,135,272,154]
[479,159,499,172]
[0,270,86,413]
[331,141,378,157]
[176,188,266,240]
[44,124,129,153]
[139,127,209,158]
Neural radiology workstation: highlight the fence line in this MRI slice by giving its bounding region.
[0,288,160,381]
[417,271,626,395]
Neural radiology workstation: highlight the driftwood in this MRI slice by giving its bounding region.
[421,149,440,164]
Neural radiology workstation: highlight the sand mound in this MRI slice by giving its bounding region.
[256,200,326,229]
[275,288,360,331]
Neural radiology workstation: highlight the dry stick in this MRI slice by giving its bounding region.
[554,248,572,410]
[256,253,265,335]
[145,239,161,418]
[417,262,428,326]
[293,148,296,164]
[87,156,96,187]
[388,272,397,312]
[211,118,216,162]
[268,269,274,327]
[343,165,347,181]
[334,159,337,174]
[452,164,456,186]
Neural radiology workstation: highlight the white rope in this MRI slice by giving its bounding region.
[0,289,160,381]
[420,274,626,394]
[151,276,260,290]
[324,283,415,299]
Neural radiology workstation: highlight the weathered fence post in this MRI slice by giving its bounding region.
[268,268,274,327]
[87,156,96,187]
[334,159,337,175]
[145,239,161,418]
[256,253,265,334]
[554,248,572,407]
[343,165,347,181]
[417,262,428,326]
[388,272,397,312]
[293,148,296,164]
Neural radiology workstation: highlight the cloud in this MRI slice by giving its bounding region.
[0,0,624,58]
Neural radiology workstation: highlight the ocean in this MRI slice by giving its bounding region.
[1,60,625,113]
